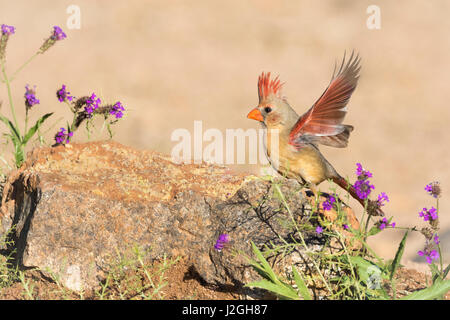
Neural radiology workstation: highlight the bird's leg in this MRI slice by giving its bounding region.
[305,182,322,205]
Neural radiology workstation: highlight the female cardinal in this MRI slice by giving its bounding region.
[247,52,380,214]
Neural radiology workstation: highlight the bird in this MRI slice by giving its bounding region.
[247,52,382,214]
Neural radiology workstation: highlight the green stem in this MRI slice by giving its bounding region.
[436,198,443,273]
[363,199,370,234]
[437,244,443,275]
[9,52,40,82]
[391,278,397,300]
[361,199,370,255]
[24,107,29,136]
[1,59,21,137]
[70,112,78,132]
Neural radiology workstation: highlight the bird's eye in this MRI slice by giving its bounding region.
[264,106,272,113]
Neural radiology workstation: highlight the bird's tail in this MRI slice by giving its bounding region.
[331,175,384,216]
[331,175,364,207]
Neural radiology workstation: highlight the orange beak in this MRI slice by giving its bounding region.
[247,108,264,122]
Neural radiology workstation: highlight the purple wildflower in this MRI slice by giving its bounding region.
[110,101,125,119]
[353,179,375,200]
[57,85,74,102]
[39,26,67,53]
[429,207,438,220]
[1,24,15,36]
[322,195,336,211]
[419,208,428,221]
[418,249,439,264]
[419,207,438,222]
[356,163,373,180]
[214,234,230,251]
[425,181,441,198]
[51,26,67,41]
[434,234,440,245]
[343,224,349,230]
[55,127,73,144]
[429,250,439,261]
[379,217,395,230]
[85,93,101,115]
[377,192,389,206]
[316,226,323,234]
[24,85,40,108]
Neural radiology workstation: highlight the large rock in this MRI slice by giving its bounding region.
[0,141,359,294]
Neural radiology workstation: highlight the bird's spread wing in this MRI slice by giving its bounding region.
[289,51,360,148]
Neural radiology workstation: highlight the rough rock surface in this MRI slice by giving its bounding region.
[0,141,359,294]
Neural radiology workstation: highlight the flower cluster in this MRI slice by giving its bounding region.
[51,26,67,41]
[433,234,440,245]
[110,101,125,119]
[0,24,15,60]
[57,84,74,102]
[378,217,395,230]
[24,85,40,108]
[417,182,441,264]
[419,207,438,222]
[214,234,230,251]
[352,163,388,216]
[316,226,324,234]
[53,85,126,145]
[1,24,15,36]
[39,25,67,53]
[425,181,441,198]
[418,248,439,265]
[353,163,375,200]
[354,180,375,200]
[55,128,73,144]
[85,93,101,115]
[377,192,389,206]
[355,163,373,180]
[322,194,336,211]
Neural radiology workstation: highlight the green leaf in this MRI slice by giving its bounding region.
[249,241,278,283]
[389,230,409,281]
[13,140,24,167]
[0,115,21,144]
[443,264,450,279]
[246,279,299,300]
[292,266,312,300]
[0,115,24,167]
[430,263,442,284]
[245,241,303,300]
[106,121,113,139]
[22,112,53,145]
[400,279,450,300]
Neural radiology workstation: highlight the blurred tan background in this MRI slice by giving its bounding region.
[1,0,449,271]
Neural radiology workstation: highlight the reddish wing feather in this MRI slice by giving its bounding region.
[289,52,361,147]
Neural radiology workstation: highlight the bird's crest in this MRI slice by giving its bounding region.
[258,72,283,103]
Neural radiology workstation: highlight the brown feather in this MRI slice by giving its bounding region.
[316,125,353,148]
